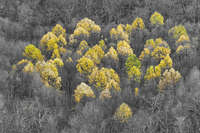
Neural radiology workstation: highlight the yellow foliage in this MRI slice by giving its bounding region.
[176,44,191,53]
[117,40,133,56]
[59,47,67,55]
[105,79,121,92]
[145,39,156,49]
[150,11,164,25]
[127,66,141,82]
[79,40,89,51]
[155,38,163,45]
[142,38,170,60]
[12,64,17,70]
[76,57,95,74]
[66,57,73,63]
[158,55,173,69]
[176,34,190,44]
[52,24,66,37]
[114,103,132,123]
[105,47,119,62]
[117,24,125,33]
[99,89,112,100]
[134,88,139,96]
[40,32,58,51]
[132,17,145,30]
[17,59,29,65]
[45,24,67,51]
[23,61,34,73]
[52,58,64,67]
[70,18,101,42]
[144,65,161,80]
[36,61,59,79]
[89,67,120,91]
[125,24,132,34]
[176,45,184,53]
[155,65,162,77]
[92,25,101,33]
[73,27,90,37]
[23,44,44,61]
[110,28,118,38]
[17,59,35,73]
[154,38,169,48]
[51,24,67,47]
[110,24,129,42]
[74,40,89,56]
[158,68,181,90]
[51,48,61,59]
[69,34,77,44]
[46,39,59,51]
[76,50,83,56]
[84,45,104,64]
[168,25,188,40]
[76,18,101,33]
[139,48,150,60]
[151,46,171,60]
[55,77,62,89]
[58,34,67,46]
[35,60,61,89]
[17,24,66,90]
[98,40,107,50]
[89,67,107,89]
[155,38,163,46]
[74,82,96,103]
[43,80,51,88]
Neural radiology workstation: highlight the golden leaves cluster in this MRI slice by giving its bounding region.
[89,67,120,92]
[105,47,119,62]
[132,17,145,30]
[150,11,164,25]
[76,57,95,74]
[110,24,129,42]
[23,44,44,61]
[17,24,66,89]
[74,82,96,103]
[114,103,133,123]
[158,68,181,90]
[40,24,67,59]
[35,58,63,89]
[117,40,133,56]
[125,54,141,82]
[69,18,101,44]
[140,38,171,61]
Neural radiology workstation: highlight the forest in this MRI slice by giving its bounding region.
[0,0,200,133]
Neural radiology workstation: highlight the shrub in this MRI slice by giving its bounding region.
[114,103,133,123]
[150,11,164,26]
[158,68,181,90]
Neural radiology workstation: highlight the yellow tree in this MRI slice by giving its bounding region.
[158,68,181,91]
[117,40,133,56]
[110,24,129,42]
[76,57,96,75]
[89,67,121,92]
[132,17,145,30]
[40,24,67,59]
[17,24,66,90]
[84,45,105,64]
[74,82,96,103]
[114,103,133,123]
[150,11,164,26]
[23,44,44,61]
[125,54,141,82]
[69,18,101,45]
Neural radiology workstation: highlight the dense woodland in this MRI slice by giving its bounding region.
[0,0,200,133]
